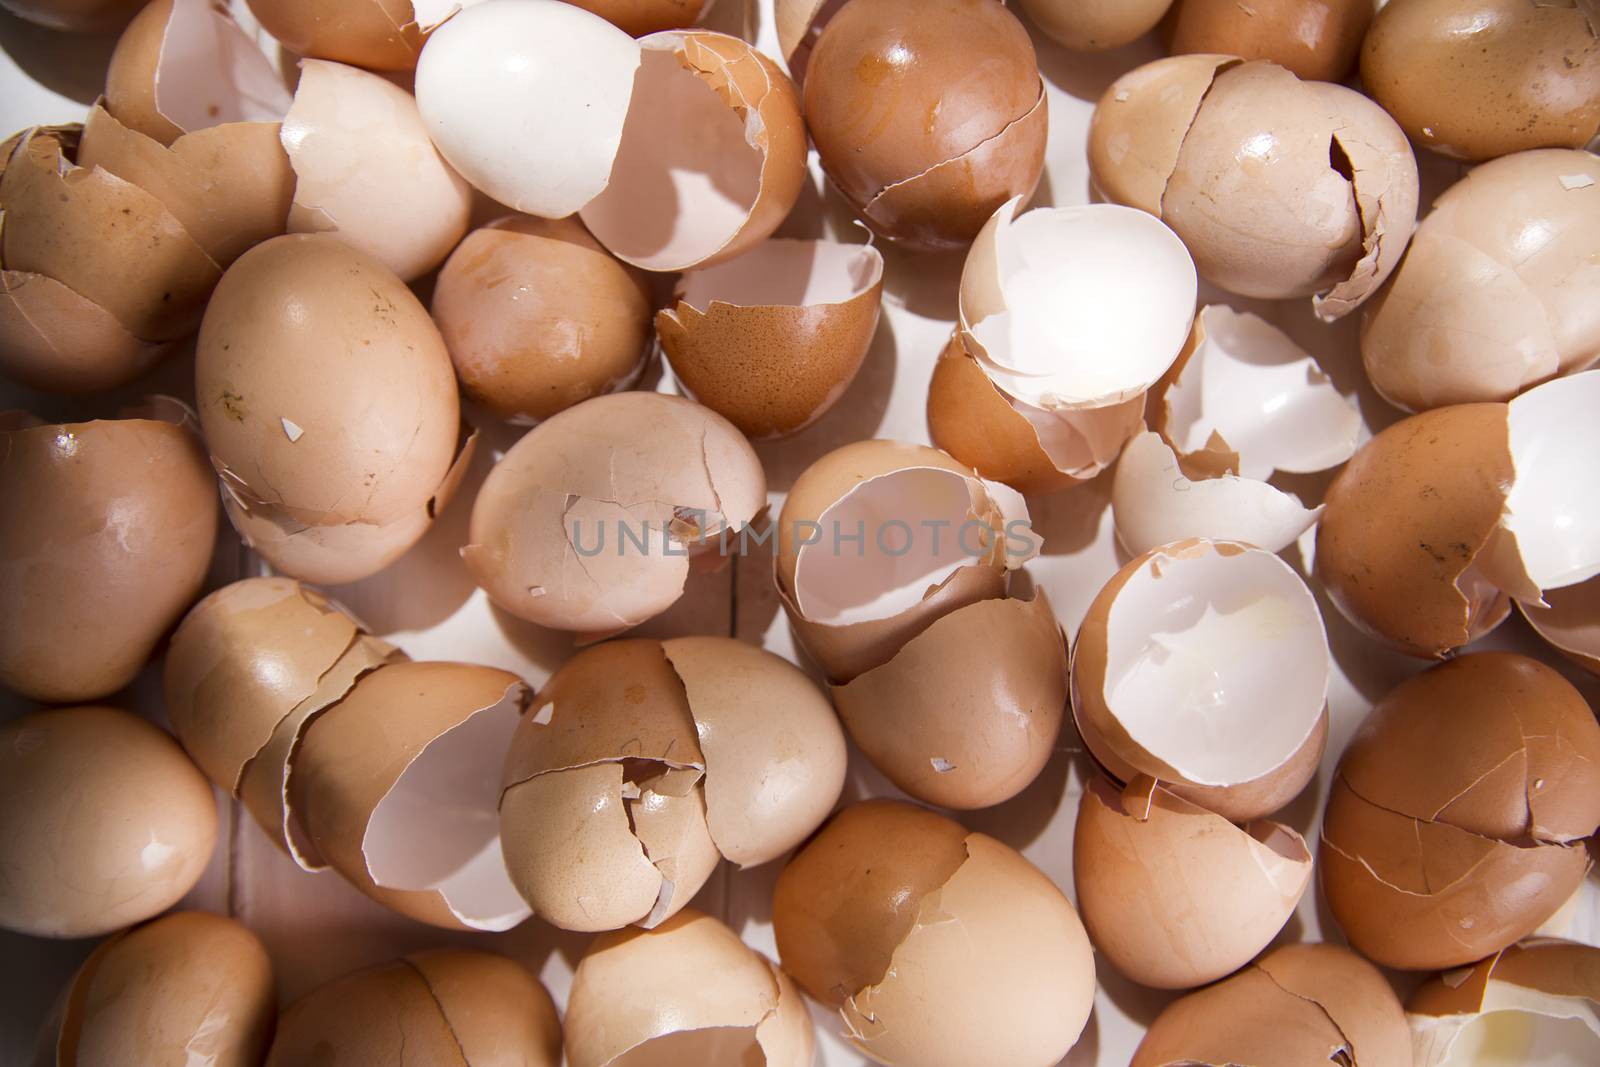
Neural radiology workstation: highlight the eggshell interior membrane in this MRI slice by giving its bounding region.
[1019,0,1176,51]
[1521,574,1600,677]
[414,0,641,218]
[676,237,879,310]
[565,909,813,1067]
[959,198,1197,411]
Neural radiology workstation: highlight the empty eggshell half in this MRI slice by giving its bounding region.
[773,800,1096,1067]
[266,949,561,1067]
[1072,538,1331,822]
[45,911,274,1067]
[1520,574,1600,677]
[1361,149,1600,412]
[658,237,884,439]
[281,59,472,282]
[1074,776,1312,990]
[570,0,714,36]
[831,590,1067,810]
[1408,939,1600,1067]
[1132,942,1411,1067]
[1019,0,1176,51]
[244,0,479,72]
[292,660,533,931]
[1320,652,1600,971]
[565,908,813,1067]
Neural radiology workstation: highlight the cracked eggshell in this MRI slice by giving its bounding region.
[292,661,533,931]
[48,911,274,1067]
[1363,0,1600,162]
[465,392,765,633]
[569,0,714,36]
[831,591,1067,810]
[245,0,477,72]
[658,237,884,440]
[0,271,163,394]
[433,215,651,423]
[1314,403,1515,658]
[659,636,847,867]
[0,412,216,703]
[1133,942,1411,1067]
[566,909,812,1067]
[1020,0,1175,51]
[773,800,1095,1067]
[1072,539,1331,822]
[0,706,216,939]
[1521,574,1600,677]
[281,59,473,282]
[1074,776,1312,990]
[196,233,460,543]
[1361,149,1600,411]
[802,0,1047,250]
[1408,939,1600,1067]
[1164,0,1373,81]
[1320,652,1600,970]
[266,950,561,1067]
[0,0,142,31]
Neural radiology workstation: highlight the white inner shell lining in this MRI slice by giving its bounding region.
[679,240,879,310]
[1103,546,1328,786]
[1498,371,1600,594]
[157,0,292,133]
[1416,979,1600,1067]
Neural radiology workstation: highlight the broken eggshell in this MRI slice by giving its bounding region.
[565,908,813,1067]
[1361,148,1600,412]
[1320,652,1600,971]
[831,590,1067,810]
[291,660,534,931]
[802,0,1048,250]
[1019,0,1176,51]
[658,237,884,440]
[773,800,1096,1067]
[244,0,478,72]
[432,215,652,424]
[465,391,765,633]
[265,949,562,1067]
[1520,574,1600,678]
[1163,0,1374,82]
[569,0,715,36]
[1074,775,1313,990]
[1072,538,1331,822]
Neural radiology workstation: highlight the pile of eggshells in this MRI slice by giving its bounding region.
[0,0,1597,1063]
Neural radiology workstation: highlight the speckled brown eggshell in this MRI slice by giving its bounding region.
[1164,0,1373,81]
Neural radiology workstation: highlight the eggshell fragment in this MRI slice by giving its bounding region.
[1408,939,1600,1066]
[0,411,216,703]
[0,271,163,394]
[658,237,884,439]
[244,0,476,73]
[0,707,217,939]
[0,0,143,32]
[1362,0,1600,162]
[47,912,274,1067]
[774,0,828,79]
[281,59,472,281]
[570,0,713,35]
[1320,653,1600,970]
[802,0,1048,250]
[432,215,651,423]
[1361,149,1600,411]
[1164,0,1373,81]
[465,392,765,632]
[774,801,1096,1067]
[1132,942,1411,1066]
[292,661,534,931]
[1073,539,1330,821]
[266,949,561,1067]
[1019,0,1175,51]
[831,591,1066,810]
[1074,776,1312,990]
[1521,574,1600,677]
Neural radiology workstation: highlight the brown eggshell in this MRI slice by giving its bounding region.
[660,636,847,866]
[571,0,714,37]
[1315,403,1515,657]
[566,909,813,1067]
[433,215,651,423]
[0,270,164,394]
[52,912,274,1067]
[407,948,563,1067]
[1074,776,1312,990]
[0,126,221,342]
[1020,0,1175,51]
[1164,0,1373,81]
[1362,0,1600,162]
[803,0,1045,249]
[0,413,217,703]
[831,591,1066,810]
[197,234,460,530]
[1521,573,1600,678]
[244,0,442,72]
[775,0,829,78]
[292,661,531,930]
[0,706,217,939]
[658,238,884,439]
[0,0,144,32]
[103,0,181,143]
[1361,149,1600,411]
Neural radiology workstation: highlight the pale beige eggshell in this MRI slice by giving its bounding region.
[408,948,563,1067]
[0,706,217,939]
[0,413,217,703]
[282,59,472,282]
[1520,573,1600,678]
[50,911,274,1067]
[1074,776,1312,990]
[0,0,145,33]
[831,591,1067,810]
[566,908,813,1067]
[1020,0,1176,51]
[244,0,465,72]
[0,270,164,394]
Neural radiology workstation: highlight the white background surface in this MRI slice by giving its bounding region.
[2,1,1597,1064]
